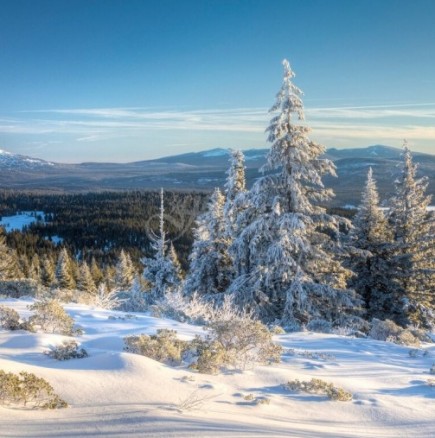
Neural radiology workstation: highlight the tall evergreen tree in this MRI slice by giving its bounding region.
[230,60,359,325]
[0,233,20,281]
[41,256,55,287]
[29,254,41,283]
[142,189,181,300]
[224,150,247,240]
[168,242,183,282]
[55,248,76,290]
[388,144,435,328]
[115,250,135,290]
[77,261,97,294]
[184,188,233,298]
[90,257,103,286]
[350,168,393,319]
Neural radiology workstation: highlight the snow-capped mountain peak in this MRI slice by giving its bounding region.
[0,148,54,169]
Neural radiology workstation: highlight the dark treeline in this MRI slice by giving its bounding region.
[0,190,209,270]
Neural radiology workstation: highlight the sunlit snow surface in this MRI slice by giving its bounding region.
[0,298,434,437]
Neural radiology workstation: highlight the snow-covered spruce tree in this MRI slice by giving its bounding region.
[184,188,233,299]
[0,232,21,281]
[224,150,247,240]
[115,250,135,290]
[229,60,359,326]
[168,242,183,282]
[350,168,393,319]
[90,257,103,286]
[29,254,41,283]
[142,189,182,301]
[55,248,76,290]
[41,256,55,287]
[77,261,97,294]
[388,144,435,328]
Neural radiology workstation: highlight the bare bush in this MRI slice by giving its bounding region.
[0,370,68,409]
[176,387,216,412]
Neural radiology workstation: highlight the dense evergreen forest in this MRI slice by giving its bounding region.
[0,190,209,270]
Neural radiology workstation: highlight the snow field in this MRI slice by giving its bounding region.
[0,298,434,437]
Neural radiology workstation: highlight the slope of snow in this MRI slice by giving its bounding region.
[0,298,434,437]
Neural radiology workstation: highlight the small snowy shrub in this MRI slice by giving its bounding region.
[242,393,270,405]
[189,337,227,374]
[124,329,188,365]
[0,305,21,330]
[46,340,88,361]
[0,370,68,409]
[206,318,282,370]
[191,318,282,372]
[430,364,435,375]
[285,378,352,401]
[369,319,420,346]
[306,319,332,333]
[28,299,79,336]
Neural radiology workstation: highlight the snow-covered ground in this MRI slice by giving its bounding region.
[0,211,45,232]
[0,298,434,437]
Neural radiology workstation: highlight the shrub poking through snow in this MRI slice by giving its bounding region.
[204,318,283,370]
[190,318,283,373]
[430,364,435,375]
[189,337,227,374]
[285,378,352,401]
[369,319,420,346]
[0,305,21,330]
[46,340,88,361]
[124,319,282,373]
[0,370,68,409]
[124,329,188,365]
[28,299,79,336]
[243,393,270,405]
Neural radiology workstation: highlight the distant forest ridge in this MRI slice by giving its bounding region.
[0,145,433,205]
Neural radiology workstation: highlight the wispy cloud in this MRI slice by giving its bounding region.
[3,103,435,154]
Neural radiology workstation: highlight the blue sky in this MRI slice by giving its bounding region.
[1,0,435,162]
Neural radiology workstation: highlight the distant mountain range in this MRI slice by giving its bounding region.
[0,145,434,206]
